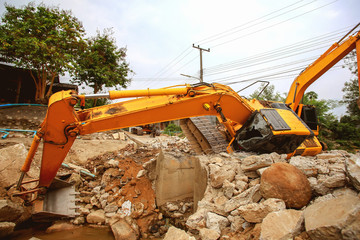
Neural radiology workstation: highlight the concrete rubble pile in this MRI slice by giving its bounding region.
[183,150,360,240]
[0,131,360,239]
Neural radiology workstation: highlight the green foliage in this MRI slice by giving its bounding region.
[71,29,132,97]
[302,91,339,127]
[0,3,85,102]
[248,83,285,101]
[75,98,110,109]
[163,123,182,136]
[342,50,360,117]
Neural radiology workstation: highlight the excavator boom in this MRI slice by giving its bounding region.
[286,26,360,112]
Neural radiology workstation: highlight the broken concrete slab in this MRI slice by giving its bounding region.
[260,209,304,240]
[345,155,360,191]
[304,193,360,239]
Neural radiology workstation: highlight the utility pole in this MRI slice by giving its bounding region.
[192,44,210,82]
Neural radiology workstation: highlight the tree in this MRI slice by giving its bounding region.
[71,29,132,106]
[302,91,338,126]
[0,3,85,102]
[342,50,360,117]
[248,83,284,101]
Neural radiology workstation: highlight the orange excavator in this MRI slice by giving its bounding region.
[14,25,360,218]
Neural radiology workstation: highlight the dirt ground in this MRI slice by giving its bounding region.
[0,105,145,164]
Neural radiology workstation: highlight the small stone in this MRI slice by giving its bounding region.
[206,212,230,234]
[46,222,79,233]
[0,199,24,222]
[199,228,220,240]
[110,215,140,240]
[163,226,195,240]
[136,169,146,179]
[86,210,106,224]
[241,154,274,172]
[238,198,286,223]
[104,203,119,213]
[73,216,85,225]
[0,222,15,238]
[224,184,261,213]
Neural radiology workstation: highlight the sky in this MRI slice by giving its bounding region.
[1,0,359,116]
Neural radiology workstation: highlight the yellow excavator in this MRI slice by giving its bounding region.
[14,25,360,218]
[285,24,360,157]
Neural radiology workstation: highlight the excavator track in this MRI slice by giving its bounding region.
[180,116,229,154]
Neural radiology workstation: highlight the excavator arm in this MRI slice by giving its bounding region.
[286,26,360,112]
[284,25,360,158]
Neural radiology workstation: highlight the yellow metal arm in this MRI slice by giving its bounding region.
[285,29,360,111]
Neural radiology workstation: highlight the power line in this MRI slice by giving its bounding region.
[222,65,342,86]
[152,0,323,82]
[210,0,338,48]
[203,27,350,75]
[196,0,314,46]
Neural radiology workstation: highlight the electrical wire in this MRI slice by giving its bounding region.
[210,0,338,48]
[203,27,349,74]
[196,0,315,46]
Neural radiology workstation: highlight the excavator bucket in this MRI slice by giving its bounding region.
[31,178,79,222]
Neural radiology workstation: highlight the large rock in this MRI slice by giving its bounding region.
[304,193,360,239]
[238,198,286,223]
[260,163,312,209]
[163,226,195,240]
[345,155,360,191]
[0,199,24,222]
[260,209,304,240]
[0,222,15,238]
[86,210,105,224]
[109,215,140,240]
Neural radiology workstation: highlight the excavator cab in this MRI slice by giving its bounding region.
[236,107,314,154]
